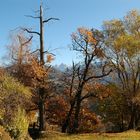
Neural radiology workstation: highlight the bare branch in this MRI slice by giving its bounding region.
[30,49,40,54]
[11,53,18,61]
[81,91,110,101]
[73,38,87,53]
[77,66,82,82]
[43,50,56,56]
[68,62,76,97]
[46,65,51,72]
[33,9,40,13]
[85,69,113,82]
[81,92,98,101]
[25,15,40,19]
[43,18,59,23]
[22,28,40,36]
[18,35,33,46]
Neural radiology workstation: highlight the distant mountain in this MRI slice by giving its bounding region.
[53,63,69,72]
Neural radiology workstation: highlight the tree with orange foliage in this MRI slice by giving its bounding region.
[62,27,112,133]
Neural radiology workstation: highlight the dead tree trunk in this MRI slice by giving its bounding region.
[23,3,59,132]
[38,5,46,131]
[40,5,44,65]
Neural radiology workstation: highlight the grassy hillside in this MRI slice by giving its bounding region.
[36,130,140,140]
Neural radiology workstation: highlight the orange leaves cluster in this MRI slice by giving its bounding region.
[45,96,69,125]
[78,108,99,133]
[72,27,105,59]
[71,27,97,45]
[47,54,54,63]
[12,54,49,87]
[78,28,97,45]
[95,83,112,100]
[84,82,111,100]
[84,83,94,92]
[31,58,46,80]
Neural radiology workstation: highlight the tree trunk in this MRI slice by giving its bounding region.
[120,114,124,131]
[40,5,44,65]
[135,110,140,129]
[38,4,46,132]
[62,99,75,133]
[128,106,136,130]
[39,88,46,131]
[70,96,81,133]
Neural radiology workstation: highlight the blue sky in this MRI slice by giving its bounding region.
[0,0,140,65]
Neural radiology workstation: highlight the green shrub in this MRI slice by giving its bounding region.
[0,73,32,139]
[0,73,31,123]
[6,107,29,140]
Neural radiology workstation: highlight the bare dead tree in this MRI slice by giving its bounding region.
[23,3,59,131]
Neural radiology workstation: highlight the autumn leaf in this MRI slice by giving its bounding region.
[47,54,54,63]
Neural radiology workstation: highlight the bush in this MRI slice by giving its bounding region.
[78,109,99,133]
[0,72,32,139]
[0,73,31,124]
[6,107,29,140]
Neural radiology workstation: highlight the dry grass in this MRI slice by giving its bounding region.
[0,126,12,140]
[36,130,140,140]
